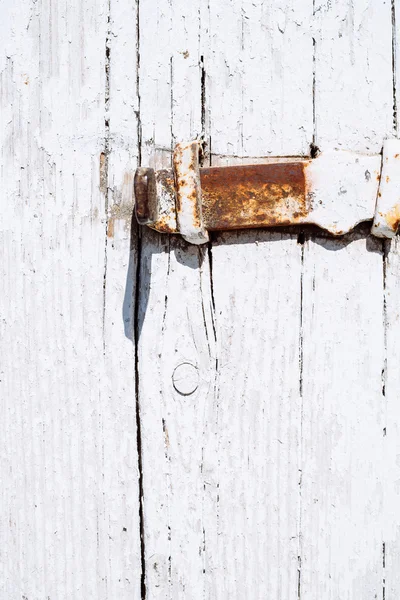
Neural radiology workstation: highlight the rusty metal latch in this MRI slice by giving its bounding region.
[134,138,400,244]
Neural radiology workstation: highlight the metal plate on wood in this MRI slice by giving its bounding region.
[134,139,400,243]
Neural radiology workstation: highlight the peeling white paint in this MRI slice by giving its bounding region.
[372,138,400,238]
[3,0,400,598]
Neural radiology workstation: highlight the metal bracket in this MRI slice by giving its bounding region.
[134,138,400,243]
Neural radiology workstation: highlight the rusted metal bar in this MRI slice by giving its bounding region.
[200,162,309,231]
[372,139,400,237]
[134,139,400,244]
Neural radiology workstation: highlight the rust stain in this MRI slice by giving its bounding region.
[107,218,114,238]
[152,170,178,233]
[135,167,156,223]
[99,152,108,195]
[107,201,134,237]
[395,154,400,158]
[149,215,176,233]
[158,170,176,195]
[134,168,177,234]
[386,175,390,183]
[200,162,310,230]
[173,142,202,229]
[385,204,400,233]
[105,170,136,237]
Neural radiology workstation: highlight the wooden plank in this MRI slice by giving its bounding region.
[102,0,142,595]
[206,0,313,158]
[383,5,400,587]
[299,1,393,596]
[0,0,141,597]
[136,2,175,596]
[300,231,385,598]
[383,236,400,598]
[138,234,215,598]
[199,1,313,597]
[204,229,303,598]
[138,0,216,597]
[138,0,314,596]
[313,0,393,151]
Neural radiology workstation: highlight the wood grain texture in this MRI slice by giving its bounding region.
[138,1,398,599]
[204,1,313,597]
[300,232,385,598]
[313,0,393,152]
[138,234,215,598]
[379,4,400,595]
[383,236,400,598]
[299,1,393,596]
[2,0,400,597]
[0,0,141,597]
[206,0,313,157]
[206,230,303,598]
[137,0,216,597]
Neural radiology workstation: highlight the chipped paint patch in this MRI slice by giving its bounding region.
[372,139,400,238]
[100,152,107,194]
[173,141,209,244]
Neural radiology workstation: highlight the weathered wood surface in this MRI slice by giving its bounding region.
[0,0,141,597]
[137,0,400,599]
[2,0,400,598]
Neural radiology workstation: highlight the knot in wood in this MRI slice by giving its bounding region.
[172,362,199,396]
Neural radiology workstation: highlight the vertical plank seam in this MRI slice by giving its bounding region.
[299,2,318,585]
[382,240,387,600]
[205,0,212,163]
[134,228,146,600]
[392,0,398,133]
[382,201,388,600]
[201,9,218,589]
[205,238,220,596]
[170,56,174,153]
[102,0,111,350]
[383,13,397,594]
[297,235,305,600]
[200,55,206,144]
[134,0,146,597]
[161,237,172,598]
[198,248,212,358]
[166,15,174,596]
[310,0,319,157]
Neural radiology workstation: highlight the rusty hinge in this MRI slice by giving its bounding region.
[134,139,400,244]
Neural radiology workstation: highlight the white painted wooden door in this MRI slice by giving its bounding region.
[2,0,400,598]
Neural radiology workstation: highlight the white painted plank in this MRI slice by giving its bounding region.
[136,1,175,596]
[139,0,173,170]
[204,230,303,598]
[139,0,314,596]
[300,232,385,599]
[207,0,313,157]
[138,234,215,598]
[0,0,141,597]
[383,236,400,598]
[313,0,393,152]
[200,1,314,597]
[299,1,393,596]
[138,0,216,597]
[102,0,142,595]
